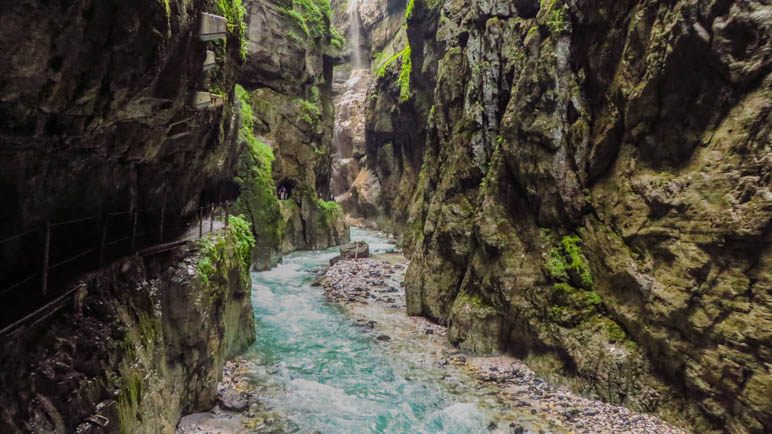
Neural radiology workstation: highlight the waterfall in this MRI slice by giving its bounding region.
[347,0,365,69]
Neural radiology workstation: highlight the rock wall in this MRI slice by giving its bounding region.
[0,0,251,288]
[0,222,256,433]
[369,0,770,432]
[235,0,349,266]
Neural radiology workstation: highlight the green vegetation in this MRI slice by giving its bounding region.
[117,368,144,433]
[195,216,255,285]
[545,235,593,288]
[299,97,322,126]
[216,0,249,59]
[228,215,256,269]
[317,199,342,223]
[561,235,593,287]
[234,85,285,254]
[545,244,569,281]
[159,0,170,17]
[405,0,415,20]
[196,236,223,286]
[398,43,412,102]
[373,42,412,102]
[282,0,334,43]
[330,26,346,51]
[540,0,569,34]
[606,320,627,342]
[546,7,568,34]
[375,48,404,78]
[543,234,603,328]
[455,291,498,315]
[116,311,160,433]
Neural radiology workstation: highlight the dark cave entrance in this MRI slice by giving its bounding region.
[277,179,295,200]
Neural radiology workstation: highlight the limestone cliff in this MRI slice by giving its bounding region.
[367,0,771,432]
[235,0,349,269]
[0,221,256,433]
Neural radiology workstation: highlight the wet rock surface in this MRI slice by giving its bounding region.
[177,358,276,434]
[364,0,772,431]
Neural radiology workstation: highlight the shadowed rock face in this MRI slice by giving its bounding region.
[0,0,245,287]
[0,227,256,433]
[366,0,771,432]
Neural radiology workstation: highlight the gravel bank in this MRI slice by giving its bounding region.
[320,255,687,434]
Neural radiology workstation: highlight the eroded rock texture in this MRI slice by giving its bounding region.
[0,227,255,433]
[235,0,349,264]
[368,0,771,431]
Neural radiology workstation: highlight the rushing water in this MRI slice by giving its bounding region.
[246,228,495,433]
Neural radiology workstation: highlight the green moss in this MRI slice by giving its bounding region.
[330,26,345,50]
[405,0,415,20]
[116,369,144,433]
[234,85,285,254]
[375,48,405,78]
[456,291,497,314]
[228,215,256,269]
[540,0,569,34]
[317,199,342,224]
[158,0,170,17]
[281,0,334,44]
[606,320,627,342]
[546,7,568,33]
[545,246,569,281]
[398,42,413,102]
[561,235,593,287]
[299,97,322,126]
[545,235,593,288]
[216,0,249,60]
[546,235,601,327]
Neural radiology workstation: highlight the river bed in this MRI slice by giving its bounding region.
[178,228,682,434]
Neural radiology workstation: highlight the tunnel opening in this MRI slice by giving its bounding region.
[277,179,295,201]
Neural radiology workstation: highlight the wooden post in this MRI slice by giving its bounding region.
[130,211,138,251]
[224,202,229,227]
[209,204,214,233]
[42,222,51,296]
[99,214,108,265]
[159,203,166,242]
[199,207,204,238]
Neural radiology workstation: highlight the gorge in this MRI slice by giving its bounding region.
[0,0,769,433]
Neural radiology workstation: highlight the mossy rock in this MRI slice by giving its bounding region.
[448,292,504,356]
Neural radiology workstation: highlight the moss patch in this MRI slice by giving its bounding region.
[282,0,334,44]
[216,0,249,60]
[405,0,415,20]
[545,235,593,289]
[317,199,342,224]
[398,42,412,102]
[234,85,285,260]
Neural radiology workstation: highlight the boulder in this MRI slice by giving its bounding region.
[340,241,369,259]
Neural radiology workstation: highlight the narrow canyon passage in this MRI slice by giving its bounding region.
[0,0,768,433]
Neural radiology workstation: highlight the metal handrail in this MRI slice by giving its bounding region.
[0,201,232,301]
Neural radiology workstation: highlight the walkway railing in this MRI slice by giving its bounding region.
[0,201,233,334]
